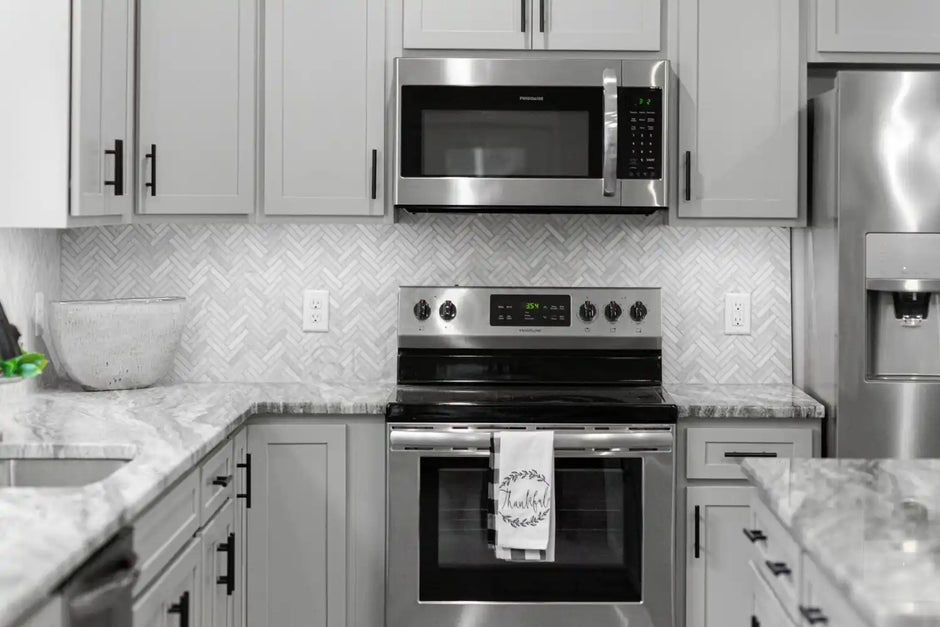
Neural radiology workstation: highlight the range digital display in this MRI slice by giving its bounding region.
[490,294,571,327]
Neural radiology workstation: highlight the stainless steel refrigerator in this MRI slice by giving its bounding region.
[799,70,940,458]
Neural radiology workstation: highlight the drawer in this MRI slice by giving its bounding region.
[751,560,799,627]
[747,495,803,624]
[133,469,200,595]
[686,427,814,480]
[200,438,235,524]
[801,553,871,626]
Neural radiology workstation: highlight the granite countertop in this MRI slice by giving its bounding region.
[742,457,940,627]
[0,382,393,627]
[664,384,824,419]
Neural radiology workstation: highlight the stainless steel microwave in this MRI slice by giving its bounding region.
[393,58,669,213]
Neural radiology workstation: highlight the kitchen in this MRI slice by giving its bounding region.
[0,0,938,626]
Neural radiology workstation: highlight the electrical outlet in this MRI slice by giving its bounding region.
[724,293,751,335]
[302,290,329,333]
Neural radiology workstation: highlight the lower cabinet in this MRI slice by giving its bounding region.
[200,499,237,627]
[751,561,797,627]
[132,538,201,627]
[685,486,754,627]
[246,423,348,627]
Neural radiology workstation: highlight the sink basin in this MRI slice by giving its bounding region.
[0,444,135,488]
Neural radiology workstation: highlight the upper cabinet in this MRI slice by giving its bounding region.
[263,0,385,216]
[676,0,800,221]
[816,0,940,54]
[137,0,256,216]
[403,0,661,51]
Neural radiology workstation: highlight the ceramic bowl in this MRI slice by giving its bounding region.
[46,297,186,391]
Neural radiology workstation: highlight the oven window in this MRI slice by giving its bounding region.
[420,457,643,602]
[400,86,603,179]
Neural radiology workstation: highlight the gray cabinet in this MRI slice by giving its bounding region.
[137,0,256,215]
[246,423,348,627]
[263,0,385,216]
[403,0,661,51]
[752,560,797,627]
[686,486,753,627]
[816,0,940,54]
[70,0,134,219]
[676,0,800,220]
[200,499,237,627]
[132,538,201,627]
[233,428,248,627]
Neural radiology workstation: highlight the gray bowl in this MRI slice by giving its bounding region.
[46,297,186,391]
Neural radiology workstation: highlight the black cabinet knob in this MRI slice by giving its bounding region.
[629,301,648,322]
[413,299,431,321]
[212,475,232,487]
[799,606,829,624]
[765,561,791,577]
[743,528,767,543]
[579,300,597,322]
[604,301,622,322]
[439,300,457,321]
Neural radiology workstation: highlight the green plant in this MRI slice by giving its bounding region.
[1,353,48,379]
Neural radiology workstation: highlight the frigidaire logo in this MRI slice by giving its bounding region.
[519,96,544,101]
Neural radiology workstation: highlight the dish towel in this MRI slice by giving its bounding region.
[488,431,555,561]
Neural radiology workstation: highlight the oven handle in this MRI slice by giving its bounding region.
[602,67,618,198]
[389,430,672,451]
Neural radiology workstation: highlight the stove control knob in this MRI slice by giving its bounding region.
[413,299,431,321]
[579,300,597,322]
[439,300,457,321]
[629,301,648,322]
[604,301,622,323]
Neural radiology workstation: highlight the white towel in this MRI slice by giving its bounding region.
[495,431,554,551]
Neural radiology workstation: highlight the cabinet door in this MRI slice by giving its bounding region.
[133,538,201,627]
[686,486,754,627]
[247,424,347,627]
[817,0,940,54]
[539,0,660,51]
[138,0,256,215]
[403,0,528,49]
[70,0,133,218]
[264,0,384,216]
[233,428,248,627]
[677,0,799,219]
[751,561,799,627]
[201,499,237,627]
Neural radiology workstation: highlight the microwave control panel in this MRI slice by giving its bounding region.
[618,87,663,181]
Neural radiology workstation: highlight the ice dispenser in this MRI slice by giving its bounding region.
[867,234,940,378]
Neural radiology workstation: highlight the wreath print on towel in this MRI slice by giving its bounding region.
[498,469,552,528]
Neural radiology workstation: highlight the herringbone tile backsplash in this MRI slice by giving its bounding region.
[60,213,791,384]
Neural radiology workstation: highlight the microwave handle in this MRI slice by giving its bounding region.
[602,68,618,197]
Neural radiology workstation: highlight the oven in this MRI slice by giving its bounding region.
[386,423,675,627]
[393,58,669,212]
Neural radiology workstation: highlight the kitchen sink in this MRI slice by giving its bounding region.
[0,444,135,488]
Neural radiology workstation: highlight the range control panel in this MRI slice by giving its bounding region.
[399,287,663,347]
[618,87,663,180]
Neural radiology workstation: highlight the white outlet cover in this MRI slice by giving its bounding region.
[724,293,751,335]
[302,290,329,333]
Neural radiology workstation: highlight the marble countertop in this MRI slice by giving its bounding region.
[664,384,824,419]
[742,458,940,627]
[0,382,393,627]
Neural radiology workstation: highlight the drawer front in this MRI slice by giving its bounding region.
[801,554,871,626]
[751,561,799,627]
[134,469,200,596]
[200,438,235,524]
[687,427,814,480]
[747,495,803,624]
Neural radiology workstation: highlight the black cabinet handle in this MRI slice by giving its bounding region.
[725,451,778,459]
[212,475,232,487]
[167,590,189,627]
[799,606,829,624]
[104,139,124,196]
[765,560,791,577]
[521,0,526,31]
[236,453,252,509]
[145,144,157,197]
[743,528,767,543]
[684,150,692,201]
[751,616,760,627]
[371,149,378,200]
[217,532,236,595]
[539,0,545,32]
[693,505,701,559]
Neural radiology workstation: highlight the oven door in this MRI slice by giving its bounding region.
[394,58,620,210]
[387,424,675,627]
